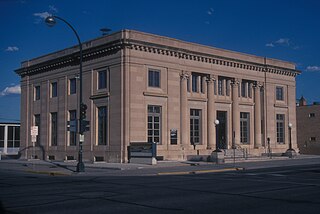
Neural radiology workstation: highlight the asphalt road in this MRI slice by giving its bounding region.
[1,163,320,214]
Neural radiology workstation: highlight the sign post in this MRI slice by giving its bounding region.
[30,126,38,160]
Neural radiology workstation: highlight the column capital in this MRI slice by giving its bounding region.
[231,78,240,86]
[254,81,263,88]
[180,71,190,80]
[206,74,216,83]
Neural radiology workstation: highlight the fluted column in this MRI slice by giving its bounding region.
[202,76,207,94]
[207,75,216,149]
[232,79,240,147]
[180,71,190,146]
[254,82,262,148]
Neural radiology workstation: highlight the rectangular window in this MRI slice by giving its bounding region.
[7,126,13,147]
[190,109,201,145]
[276,114,285,144]
[148,105,162,144]
[240,112,250,144]
[51,112,58,146]
[0,126,4,148]
[34,114,41,144]
[192,74,198,92]
[51,82,57,98]
[148,69,160,87]
[15,126,20,147]
[35,86,40,100]
[7,126,19,148]
[241,81,247,97]
[218,79,224,95]
[170,129,178,145]
[69,78,76,94]
[69,110,77,146]
[98,70,107,89]
[276,86,284,101]
[98,106,107,145]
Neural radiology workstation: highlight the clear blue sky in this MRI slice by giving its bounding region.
[1,0,320,122]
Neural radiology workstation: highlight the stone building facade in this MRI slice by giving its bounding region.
[16,30,300,162]
[296,97,320,154]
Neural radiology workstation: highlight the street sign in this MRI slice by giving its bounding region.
[31,126,38,136]
[79,134,84,142]
[31,135,37,143]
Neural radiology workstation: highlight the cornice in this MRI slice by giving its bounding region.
[15,36,300,78]
[15,40,126,77]
[126,39,300,77]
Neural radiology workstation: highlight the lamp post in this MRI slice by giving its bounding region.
[285,123,296,158]
[214,119,221,152]
[45,15,85,172]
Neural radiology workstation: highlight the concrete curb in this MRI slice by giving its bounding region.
[157,167,245,176]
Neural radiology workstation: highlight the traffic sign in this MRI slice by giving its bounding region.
[31,126,38,136]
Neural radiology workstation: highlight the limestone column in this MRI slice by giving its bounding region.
[180,71,190,147]
[197,75,201,92]
[232,79,240,147]
[202,76,207,94]
[227,80,231,96]
[254,82,262,148]
[207,75,216,149]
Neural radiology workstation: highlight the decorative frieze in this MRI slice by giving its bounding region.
[16,37,300,78]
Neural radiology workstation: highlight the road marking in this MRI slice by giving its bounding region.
[157,168,244,176]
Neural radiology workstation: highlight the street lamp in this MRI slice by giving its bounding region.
[214,119,221,152]
[45,15,85,172]
[285,123,296,158]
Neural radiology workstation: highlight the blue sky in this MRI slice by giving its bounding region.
[1,0,320,122]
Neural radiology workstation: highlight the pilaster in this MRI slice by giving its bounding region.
[232,78,240,147]
[254,82,263,148]
[207,74,216,149]
[180,71,190,147]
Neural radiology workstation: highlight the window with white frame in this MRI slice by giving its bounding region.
[7,126,20,148]
[276,86,284,101]
[51,82,57,98]
[190,109,201,145]
[0,126,4,148]
[240,112,250,144]
[148,69,160,88]
[276,114,285,144]
[98,70,107,90]
[148,105,161,144]
[69,78,76,95]
[35,86,40,100]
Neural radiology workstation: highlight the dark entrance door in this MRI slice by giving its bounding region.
[216,111,227,149]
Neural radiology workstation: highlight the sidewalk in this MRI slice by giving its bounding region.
[1,154,320,176]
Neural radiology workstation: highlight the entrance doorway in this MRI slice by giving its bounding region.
[216,111,227,149]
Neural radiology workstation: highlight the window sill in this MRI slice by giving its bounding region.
[90,92,110,100]
[143,91,168,98]
[274,103,288,108]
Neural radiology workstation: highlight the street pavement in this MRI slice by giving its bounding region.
[0,155,320,176]
[1,155,320,213]
[1,154,320,176]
